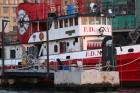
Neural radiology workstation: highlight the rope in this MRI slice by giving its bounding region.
[101,56,140,68]
[114,56,140,68]
[45,56,140,71]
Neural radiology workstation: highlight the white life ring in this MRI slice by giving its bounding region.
[18,9,30,35]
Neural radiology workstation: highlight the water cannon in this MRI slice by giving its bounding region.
[108,9,112,14]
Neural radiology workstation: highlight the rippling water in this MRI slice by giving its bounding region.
[0,88,140,93]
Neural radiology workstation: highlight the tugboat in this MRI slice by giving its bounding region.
[1,0,140,86]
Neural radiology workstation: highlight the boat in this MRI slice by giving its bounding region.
[1,0,140,85]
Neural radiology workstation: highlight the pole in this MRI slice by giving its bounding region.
[46,13,55,74]
[46,19,49,74]
[1,19,9,74]
[2,20,5,74]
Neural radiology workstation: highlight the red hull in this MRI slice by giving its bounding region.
[116,53,140,82]
[1,52,140,84]
[52,52,140,82]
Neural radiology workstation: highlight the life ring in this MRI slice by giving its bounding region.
[39,32,44,40]
[18,10,30,35]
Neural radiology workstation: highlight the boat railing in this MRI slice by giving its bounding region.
[1,55,140,73]
[48,58,102,72]
[0,58,102,73]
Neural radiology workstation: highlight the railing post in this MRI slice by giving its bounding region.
[46,18,49,74]
[1,19,9,75]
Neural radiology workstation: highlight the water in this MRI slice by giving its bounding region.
[0,88,140,93]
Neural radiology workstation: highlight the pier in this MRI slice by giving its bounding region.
[0,59,120,88]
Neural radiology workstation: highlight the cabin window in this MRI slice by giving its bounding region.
[64,19,68,27]
[74,17,78,25]
[107,18,112,25]
[38,44,46,57]
[59,20,63,28]
[10,50,16,58]
[89,17,95,24]
[87,40,102,50]
[81,17,89,25]
[128,48,134,53]
[73,41,75,45]
[27,46,39,58]
[75,37,78,42]
[67,42,69,46]
[102,17,106,25]
[54,45,58,52]
[35,44,41,57]
[54,20,58,29]
[66,56,70,59]
[69,18,73,26]
[60,42,66,53]
[95,17,101,24]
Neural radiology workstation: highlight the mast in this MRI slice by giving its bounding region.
[1,19,9,74]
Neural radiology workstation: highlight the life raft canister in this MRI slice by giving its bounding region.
[39,32,44,40]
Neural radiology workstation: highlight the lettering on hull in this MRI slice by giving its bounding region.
[85,50,102,57]
[83,26,110,32]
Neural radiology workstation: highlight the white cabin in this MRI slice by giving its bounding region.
[29,15,112,56]
[1,15,112,61]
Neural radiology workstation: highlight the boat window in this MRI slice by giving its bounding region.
[10,50,16,58]
[107,17,112,25]
[89,17,95,24]
[67,42,69,46]
[95,17,101,24]
[54,20,58,29]
[59,20,63,28]
[60,42,66,53]
[35,44,41,57]
[69,18,73,26]
[81,17,89,25]
[75,37,78,42]
[39,44,46,57]
[66,56,70,59]
[27,46,38,58]
[73,41,75,45]
[102,17,106,25]
[64,19,68,27]
[87,40,102,50]
[128,48,134,53]
[74,17,78,25]
[54,45,58,52]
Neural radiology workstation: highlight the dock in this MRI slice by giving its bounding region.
[0,61,120,88]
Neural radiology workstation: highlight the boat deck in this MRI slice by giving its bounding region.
[0,69,55,78]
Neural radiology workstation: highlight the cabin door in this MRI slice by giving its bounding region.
[59,42,66,53]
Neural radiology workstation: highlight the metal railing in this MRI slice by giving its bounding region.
[1,56,139,73]
[0,58,102,73]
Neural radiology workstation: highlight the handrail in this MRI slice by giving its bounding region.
[0,58,101,72]
[2,56,140,72]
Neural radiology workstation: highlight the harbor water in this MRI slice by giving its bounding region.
[0,88,140,93]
